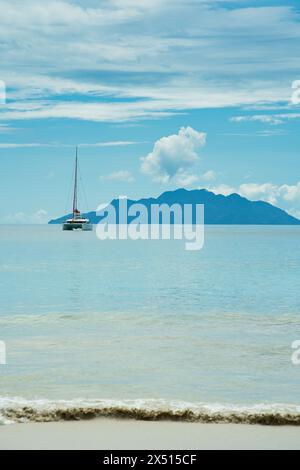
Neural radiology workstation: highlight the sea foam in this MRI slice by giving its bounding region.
[1,397,300,426]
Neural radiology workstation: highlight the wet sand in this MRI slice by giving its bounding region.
[0,419,300,450]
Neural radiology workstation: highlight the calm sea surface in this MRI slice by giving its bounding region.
[0,225,300,422]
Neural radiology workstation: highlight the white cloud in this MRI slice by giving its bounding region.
[100,170,135,182]
[173,170,199,188]
[0,2,299,122]
[208,181,300,219]
[239,183,279,205]
[201,170,217,181]
[209,184,237,197]
[231,115,283,125]
[3,209,49,224]
[0,124,14,133]
[148,168,216,188]
[288,208,300,219]
[239,182,300,211]
[80,141,144,147]
[256,130,287,137]
[0,78,291,123]
[231,114,300,125]
[280,182,300,202]
[0,0,147,27]
[0,143,45,148]
[0,100,177,123]
[0,141,141,149]
[141,127,206,183]
[222,129,288,138]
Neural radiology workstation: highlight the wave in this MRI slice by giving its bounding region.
[1,398,300,426]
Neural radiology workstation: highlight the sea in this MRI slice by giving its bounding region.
[0,224,300,425]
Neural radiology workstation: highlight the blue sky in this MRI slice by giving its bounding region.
[0,0,300,222]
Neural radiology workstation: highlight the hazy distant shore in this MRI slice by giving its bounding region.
[1,419,300,450]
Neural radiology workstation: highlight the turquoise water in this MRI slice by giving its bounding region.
[0,225,300,423]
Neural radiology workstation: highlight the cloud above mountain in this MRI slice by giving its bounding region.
[141,127,206,184]
[209,181,300,219]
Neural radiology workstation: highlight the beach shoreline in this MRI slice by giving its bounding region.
[1,419,300,450]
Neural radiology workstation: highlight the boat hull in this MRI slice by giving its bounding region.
[63,222,93,231]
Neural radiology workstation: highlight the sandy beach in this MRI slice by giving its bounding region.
[0,419,300,450]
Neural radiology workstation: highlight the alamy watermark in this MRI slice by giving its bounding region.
[291,80,300,105]
[291,340,300,365]
[0,80,6,104]
[0,341,6,365]
[96,199,205,251]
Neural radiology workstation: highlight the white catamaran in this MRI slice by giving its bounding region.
[63,148,93,231]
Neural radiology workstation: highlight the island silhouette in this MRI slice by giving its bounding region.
[49,188,300,225]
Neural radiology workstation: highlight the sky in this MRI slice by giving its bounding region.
[1,0,300,222]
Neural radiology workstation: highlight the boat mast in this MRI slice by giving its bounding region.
[73,147,78,218]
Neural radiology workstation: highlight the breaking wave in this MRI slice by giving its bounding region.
[1,398,300,426]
